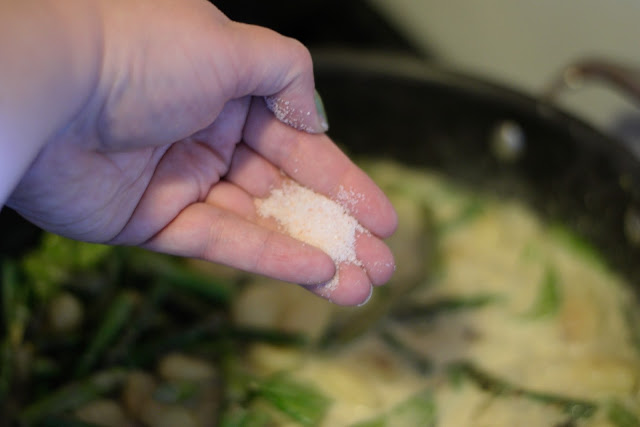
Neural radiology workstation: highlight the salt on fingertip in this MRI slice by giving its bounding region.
[264,96,315,133]
[337,185,366,213]
[255,181,364,294]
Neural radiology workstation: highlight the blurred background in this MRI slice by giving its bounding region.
[214,0,640,157]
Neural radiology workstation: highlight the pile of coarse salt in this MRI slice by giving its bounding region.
[256,181,365,293]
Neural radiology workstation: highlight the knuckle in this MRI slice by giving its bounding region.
[286,37,314,73]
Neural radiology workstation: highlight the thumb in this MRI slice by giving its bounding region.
[225,22,328,133]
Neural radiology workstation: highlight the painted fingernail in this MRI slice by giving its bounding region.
[264,94,328,134]
[314,89,329,133]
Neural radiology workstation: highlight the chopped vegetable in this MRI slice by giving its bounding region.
[607,400,640,427]
[450,362,597,420]
[437,199,485,234]
[378,328,433,374]
[20,234,112,301]
[252,375,331,426]
[1,259,30,400]
[75,291,138,377]
[2,158,640,426]
[229,326,309,347]
[392,294,499,321]
[350,389,436,427]
[130,317,227,367]
[2,259,29,348]
[385,389,437,426]
[128,250,234,305]
[19,368,128,425]
[218,405,273,427]
[549,225,607,270]
[522,267,562,319]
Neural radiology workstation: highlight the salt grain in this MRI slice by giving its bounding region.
[264,96,315,133]
[337,185,366,213]
[256,181,364,292]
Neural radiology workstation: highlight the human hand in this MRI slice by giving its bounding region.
[6,0,396,305]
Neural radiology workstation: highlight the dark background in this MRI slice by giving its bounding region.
[212,0,425,57]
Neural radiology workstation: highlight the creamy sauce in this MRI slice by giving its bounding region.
[234,160,640,426]
[16,159,639,426]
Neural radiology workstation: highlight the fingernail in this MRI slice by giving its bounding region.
[314,89,329,132]
[264,93,328,134]
[356,285,374,307]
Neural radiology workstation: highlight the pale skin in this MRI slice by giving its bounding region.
[1,0,397,306]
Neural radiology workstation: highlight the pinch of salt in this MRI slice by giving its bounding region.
[255,181,364,291]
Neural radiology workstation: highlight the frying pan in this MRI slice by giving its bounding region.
[311,50,640,295]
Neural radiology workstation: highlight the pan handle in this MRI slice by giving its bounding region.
[543,58,640,248]
[543,58,640,107]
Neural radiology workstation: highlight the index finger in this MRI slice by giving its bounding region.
[243,97,397,238]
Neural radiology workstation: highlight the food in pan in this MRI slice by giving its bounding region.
[2,159,639,426]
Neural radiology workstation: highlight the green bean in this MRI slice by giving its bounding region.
[391,294,499,322]
[1,259,29,399]
[1,261,17,399]
[607,400,640,427]
[386,389,436,426]
[2,259,29,347]
[21,235,113,300]
[549,225,607,270]
[228,326,309,347]
[378,328,432,375]
[522,267,562,319]
[218,405,273,427]
[252,374,331,426]
[446,363,466,390]
[21,241,66,301]
[131,316,226,366]
[350,389,436,427]
[75,291,138,377]
[127,250,233,305]
[449,361,597,420]
[19,368,127,425]
[105,281,170,365]
[36,235,112,272]
[2,259,18,326]
[437,199,485,235]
